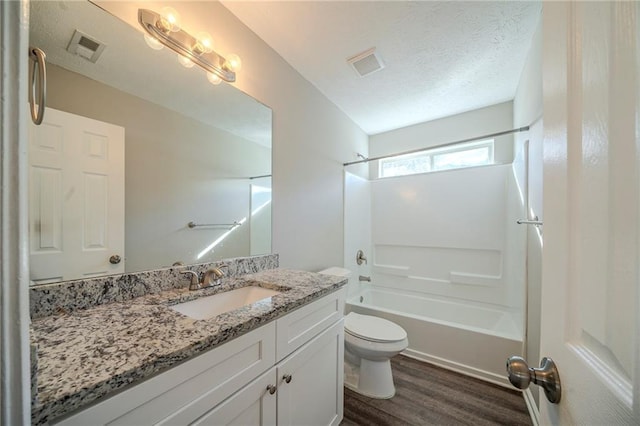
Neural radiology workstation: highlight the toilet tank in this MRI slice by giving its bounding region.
[318,267,356,298]
[317,267,352,278]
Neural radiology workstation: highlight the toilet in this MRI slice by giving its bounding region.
[318,267,409,399]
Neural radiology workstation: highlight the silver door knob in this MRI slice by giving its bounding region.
[506,356,561,403]
[109,255,122,264]
[282,374,292,384]
[266,384,277,395]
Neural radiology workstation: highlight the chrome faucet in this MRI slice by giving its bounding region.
[180,265,227,291]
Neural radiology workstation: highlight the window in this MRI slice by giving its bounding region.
[378,139,494,178]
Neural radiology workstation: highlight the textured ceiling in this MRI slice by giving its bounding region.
[222,1,541,135]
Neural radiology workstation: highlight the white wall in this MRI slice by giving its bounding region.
[98,1,369,271]
[513,13,543,406]
[369,101,515,168]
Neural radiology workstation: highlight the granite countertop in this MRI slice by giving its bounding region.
[30,269,347,425]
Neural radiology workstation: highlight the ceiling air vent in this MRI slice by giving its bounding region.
[347,47,384,77]
[66,30,106,63]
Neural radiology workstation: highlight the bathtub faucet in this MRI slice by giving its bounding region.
[358,275,371,282]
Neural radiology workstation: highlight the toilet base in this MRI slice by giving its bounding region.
[344,356,396,399]
[342,312,408,400]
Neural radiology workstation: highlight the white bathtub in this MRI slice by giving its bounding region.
[346,287,524,386]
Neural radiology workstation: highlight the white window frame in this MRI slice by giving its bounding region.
[378,139,494,178]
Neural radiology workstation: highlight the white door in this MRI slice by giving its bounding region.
[29,107,125,283]
[540,2,639,424]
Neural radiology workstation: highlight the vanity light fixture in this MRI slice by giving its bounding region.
[138,8,241,84]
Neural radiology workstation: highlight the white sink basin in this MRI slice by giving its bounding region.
[170,286,281,320]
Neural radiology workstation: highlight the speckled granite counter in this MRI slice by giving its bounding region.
[31,269,347,425]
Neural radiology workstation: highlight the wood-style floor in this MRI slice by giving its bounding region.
[341,355,532,426]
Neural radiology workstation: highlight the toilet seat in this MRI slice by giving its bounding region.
[345,312,407,343]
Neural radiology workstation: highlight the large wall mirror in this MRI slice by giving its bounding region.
[28,1,272,285]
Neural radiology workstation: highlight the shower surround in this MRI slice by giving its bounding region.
[344,164,525,384]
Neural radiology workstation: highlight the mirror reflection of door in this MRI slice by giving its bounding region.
[29,107,125,284]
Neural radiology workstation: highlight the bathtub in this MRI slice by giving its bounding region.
[346,287,524,386]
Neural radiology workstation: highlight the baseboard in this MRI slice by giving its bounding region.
[522,388,540,426]
[402,348,512,389]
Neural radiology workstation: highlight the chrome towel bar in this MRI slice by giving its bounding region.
[188,221,242,230]
[516,219,543,226]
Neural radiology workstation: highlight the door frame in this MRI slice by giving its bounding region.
[1,0,32,424]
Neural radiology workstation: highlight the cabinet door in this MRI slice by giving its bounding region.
[277,320,344,426]
[191,368,277,426]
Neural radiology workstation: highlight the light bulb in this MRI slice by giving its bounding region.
[224,53,242,72]
[207,72,222,85]
[194,31,214,54]
[178,54,194,68]
[144,34,164,50]
[158,7,181,32]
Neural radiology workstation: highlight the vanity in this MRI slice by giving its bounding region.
[30,263,347,425]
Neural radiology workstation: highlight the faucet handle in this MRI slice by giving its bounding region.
[180,270,200,291]
[213,264,229,279]
[202,267,225,286]
[356,250,368,265]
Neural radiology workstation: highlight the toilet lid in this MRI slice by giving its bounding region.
[344,312,407,343]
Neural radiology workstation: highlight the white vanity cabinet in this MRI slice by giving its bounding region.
[193,320,344,426]
[53,288,345,426]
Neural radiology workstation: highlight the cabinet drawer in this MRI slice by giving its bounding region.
[275,288,345,361]
[55,322,276,426]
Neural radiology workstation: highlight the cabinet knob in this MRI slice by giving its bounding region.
[283,374,292,384]
[267,384,277,395]
[109,255,122,264]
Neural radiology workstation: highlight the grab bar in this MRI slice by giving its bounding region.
[188,221,242,230]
